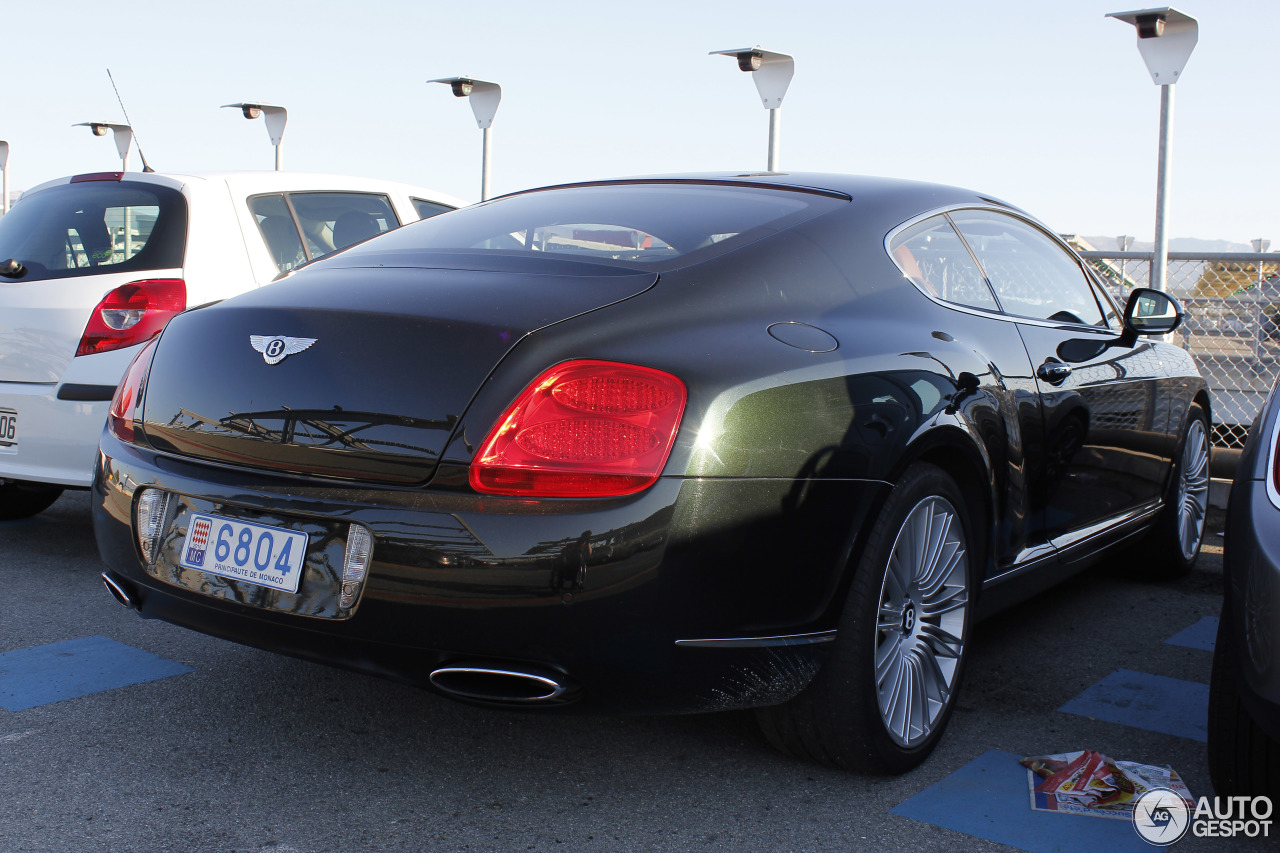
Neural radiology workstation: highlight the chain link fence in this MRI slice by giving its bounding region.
[1079,250,1280,447]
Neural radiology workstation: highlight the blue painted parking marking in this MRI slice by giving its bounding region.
[1058,669,1208,743]
[1164,616,1217,651]
[0,635,192,712]
[892,749,1161,851]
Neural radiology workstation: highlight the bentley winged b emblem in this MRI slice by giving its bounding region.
[250,335,317,365]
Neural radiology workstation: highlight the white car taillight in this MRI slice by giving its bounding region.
[77,279,186,357]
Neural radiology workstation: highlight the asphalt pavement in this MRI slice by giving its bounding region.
[0,491,1266,852]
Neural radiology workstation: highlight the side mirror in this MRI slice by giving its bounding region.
[1121,287,1183,344]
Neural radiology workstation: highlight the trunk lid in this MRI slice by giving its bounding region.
[0,176,188,382]
[140,260,657,484]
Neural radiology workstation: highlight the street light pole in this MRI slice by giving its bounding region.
[1107,8,1198,294]
[0,141,8,216]
[429,78,502,202]
[710,47,794,172]
[1117,234,1134,292]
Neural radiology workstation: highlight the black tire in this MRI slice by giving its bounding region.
[756,462,977,773]
[0,481,64,521]
[1127,403,1210,580]
[1208,609,1280,800]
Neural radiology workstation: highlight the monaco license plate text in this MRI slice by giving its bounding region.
[179,513,307,593]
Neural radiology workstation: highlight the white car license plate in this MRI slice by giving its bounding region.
[0,407,15,449]
[178,513,308,593]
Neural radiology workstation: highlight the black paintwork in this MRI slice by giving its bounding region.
[1223,380,1280,741]
[92,173,1208,713]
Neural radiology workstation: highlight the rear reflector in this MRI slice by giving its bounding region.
[470,360,686,498]
[77,278,186,357]
[134,488,174,564]
[341,524,374,609]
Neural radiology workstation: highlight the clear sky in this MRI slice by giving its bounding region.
[5,0,1275,245]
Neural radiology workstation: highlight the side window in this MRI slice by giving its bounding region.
[951,212,1105,326]
[287,192,400,259]
[888,215,999,311]
[411,198,455,220]
[249,195,306,273]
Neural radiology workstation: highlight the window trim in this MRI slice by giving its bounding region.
[886,204,1119,333]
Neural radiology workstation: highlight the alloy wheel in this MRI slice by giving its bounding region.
[874,495,969,748]
[1177,418,1210,561]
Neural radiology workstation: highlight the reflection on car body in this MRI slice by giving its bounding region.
[94,173,1209,773]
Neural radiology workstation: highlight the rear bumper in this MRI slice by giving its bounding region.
[0,346,137,488]
[0,381,108,487]
[93,432,883,714]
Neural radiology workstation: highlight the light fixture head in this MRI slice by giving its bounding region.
[428,78,502,129]
[1106,7,1198,84]
[709,47,795,109]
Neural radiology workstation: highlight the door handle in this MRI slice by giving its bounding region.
[1037,360,1072,385]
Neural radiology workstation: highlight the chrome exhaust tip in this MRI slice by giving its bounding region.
[101,572,140,612]
[429,663,578,705]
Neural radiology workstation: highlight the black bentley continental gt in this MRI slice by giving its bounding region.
[93,174,1210,773]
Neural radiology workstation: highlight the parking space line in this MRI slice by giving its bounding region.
[1058,669,1208,742]
[891,749,1158,852]
[1163,616,1218,651]
[0,635,192,712]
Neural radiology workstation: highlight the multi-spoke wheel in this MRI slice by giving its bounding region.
[756,462,977,773]
[1126,403,1210,579]
[1175,414,1210,563]
[874,495,969,749]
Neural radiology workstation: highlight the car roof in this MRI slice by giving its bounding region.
[498,171,1018,214]
[21,170,468,208]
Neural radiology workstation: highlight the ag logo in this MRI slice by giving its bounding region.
[250,335,317,365]
[1132,788,1191,845]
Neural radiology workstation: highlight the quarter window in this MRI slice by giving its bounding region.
[888,216,999,311]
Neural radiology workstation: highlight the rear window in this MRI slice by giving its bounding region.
[0,180,186,282]
[250,191,401,273]
[350,182,848,269]
[411,198,455,220]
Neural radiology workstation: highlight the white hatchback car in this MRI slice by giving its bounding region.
[0,170,465,518]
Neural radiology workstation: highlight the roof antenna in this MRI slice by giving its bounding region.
[107,68,154,172]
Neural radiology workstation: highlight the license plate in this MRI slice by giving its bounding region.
[178,513,309,593]
[0,407,15,449]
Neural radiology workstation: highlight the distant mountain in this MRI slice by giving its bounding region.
[1080,236,1257,253]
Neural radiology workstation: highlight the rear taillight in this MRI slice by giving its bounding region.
[76,279,186,357]
[108,337,159,443]
[470,360,687,497]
